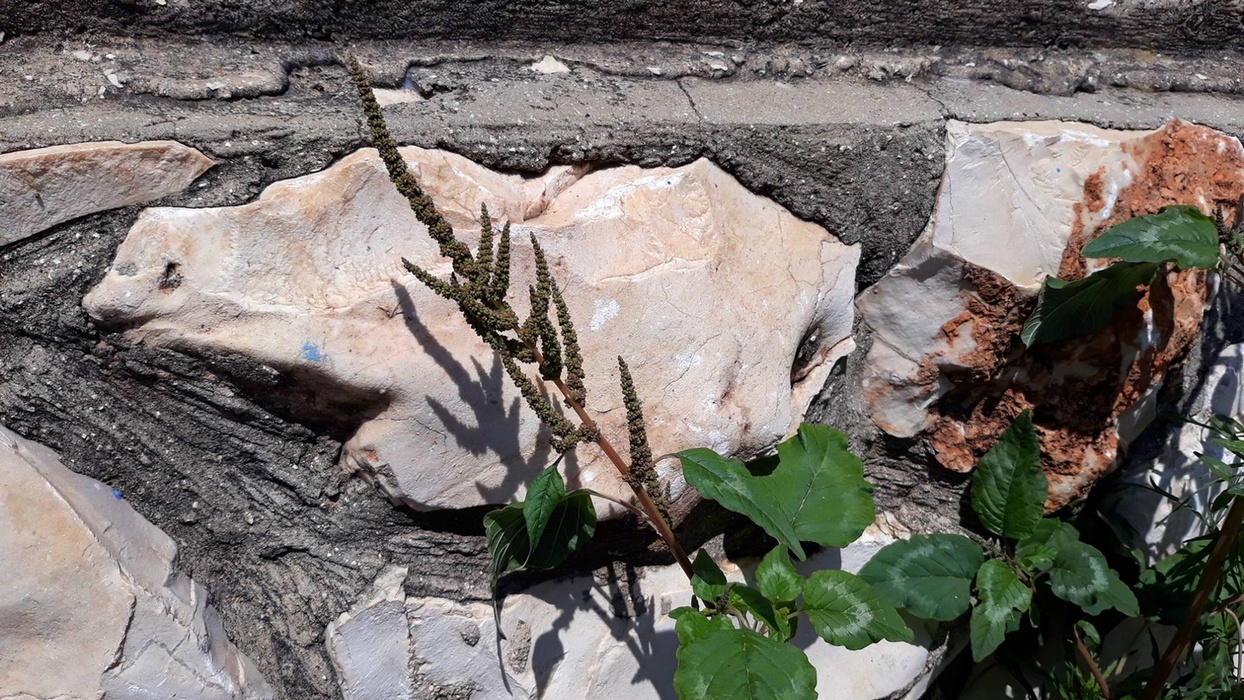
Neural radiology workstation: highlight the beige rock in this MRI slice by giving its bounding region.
[0,425,272,700]
[83,147,859,513]
[0,140,213,245]
[858,119,1242,508]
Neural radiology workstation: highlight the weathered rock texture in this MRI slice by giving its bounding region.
[0,424,273,700]
[859,119,1244,509]
[83,146,859,515]
[327,529,938,700]
[0,140,213,245]
[2,0,1238,52]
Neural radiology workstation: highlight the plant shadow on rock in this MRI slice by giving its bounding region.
[523,562,680,700]
[392,281,557,506]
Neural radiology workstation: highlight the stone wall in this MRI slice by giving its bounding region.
[3,6,1244,699]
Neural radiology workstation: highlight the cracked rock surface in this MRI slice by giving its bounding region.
[859,119,1244,509]
[0,140,213,246]
[0,424,273,700]
[82,146,859,516]
[328,530,940,700]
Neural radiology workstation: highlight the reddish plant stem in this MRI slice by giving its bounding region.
[531,346,695,580]
[1141,497,1244,700]
[1074,624,1112,700]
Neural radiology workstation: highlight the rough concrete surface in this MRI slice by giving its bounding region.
[4,21,1244,699]
[1,0,1241,51]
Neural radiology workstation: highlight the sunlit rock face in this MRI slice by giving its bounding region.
[1115,343,1244,564]
[326,530,934,700]
[0,425,272,700]
[858,119,1244,509]
[83,147,860,514]
[0,140,212,245]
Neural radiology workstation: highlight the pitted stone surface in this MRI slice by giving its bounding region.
[83,146,860,514]
[0,425,273,700]
[858,119,1244,509]
[0,140,212,245]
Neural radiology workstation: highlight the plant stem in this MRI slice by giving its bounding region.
[531,345,695,580]
[1141,497,1244,700]
[1074,624,1112,700]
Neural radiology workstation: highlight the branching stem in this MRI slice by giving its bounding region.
[529,343,694,579]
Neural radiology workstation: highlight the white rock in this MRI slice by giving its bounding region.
[373,88,425,106]
[1115,343,1244,563]
[530,55,571,74]
[326,528,931,700]
[83,147,859,514]
[0,424,273,700]
[858,119,1243,508]
[0,140,213,245]
[326,566,417,700]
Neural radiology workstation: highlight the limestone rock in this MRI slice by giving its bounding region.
[326,529,934,700]
[1115,342,1244,563]
[0,140,213,245]
[83,147,859,513]
[858,119,1244,508]
[0,424,273,700]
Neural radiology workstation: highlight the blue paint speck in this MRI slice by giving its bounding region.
[112,488,123,500]
[1056,167,1062,173]
[301,341,322,362]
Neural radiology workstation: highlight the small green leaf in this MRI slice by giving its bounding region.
[1082,205,1220,270]
[971,411,1048,539]
[755,546,803,603]
[1021,261,1159,347]
[858,533,984,621]
[1015,519,1077,575]
[970,560,1032,661]
[731,585,783,638]
[483,490,596,578]
[678,424,875,560]
[1048,540,1139,617]
[802,570,914,649]
[671,607,735,645]
[674,627,817,700]
[692,549,729,602]
[523,460,565,550]
[484,503,528,579]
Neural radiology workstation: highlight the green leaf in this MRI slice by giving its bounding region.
[483,489,596,580]
[1081,205,1220,270]
[858,533,984,621]
[484,503,528,580]
[1015,519,1077,575]
[1048,540,1139,617]
[674,627,817,700]
[1020,261,1159,347]
[731,585,784,639]
[970,560,1032,661]
[677,424,875,560]
[692,549,729,602]
[671,607,735,646]
[755,546,803,603]
[523,460,565,550]
[971,411,1048,539]
[802,570,914,649]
